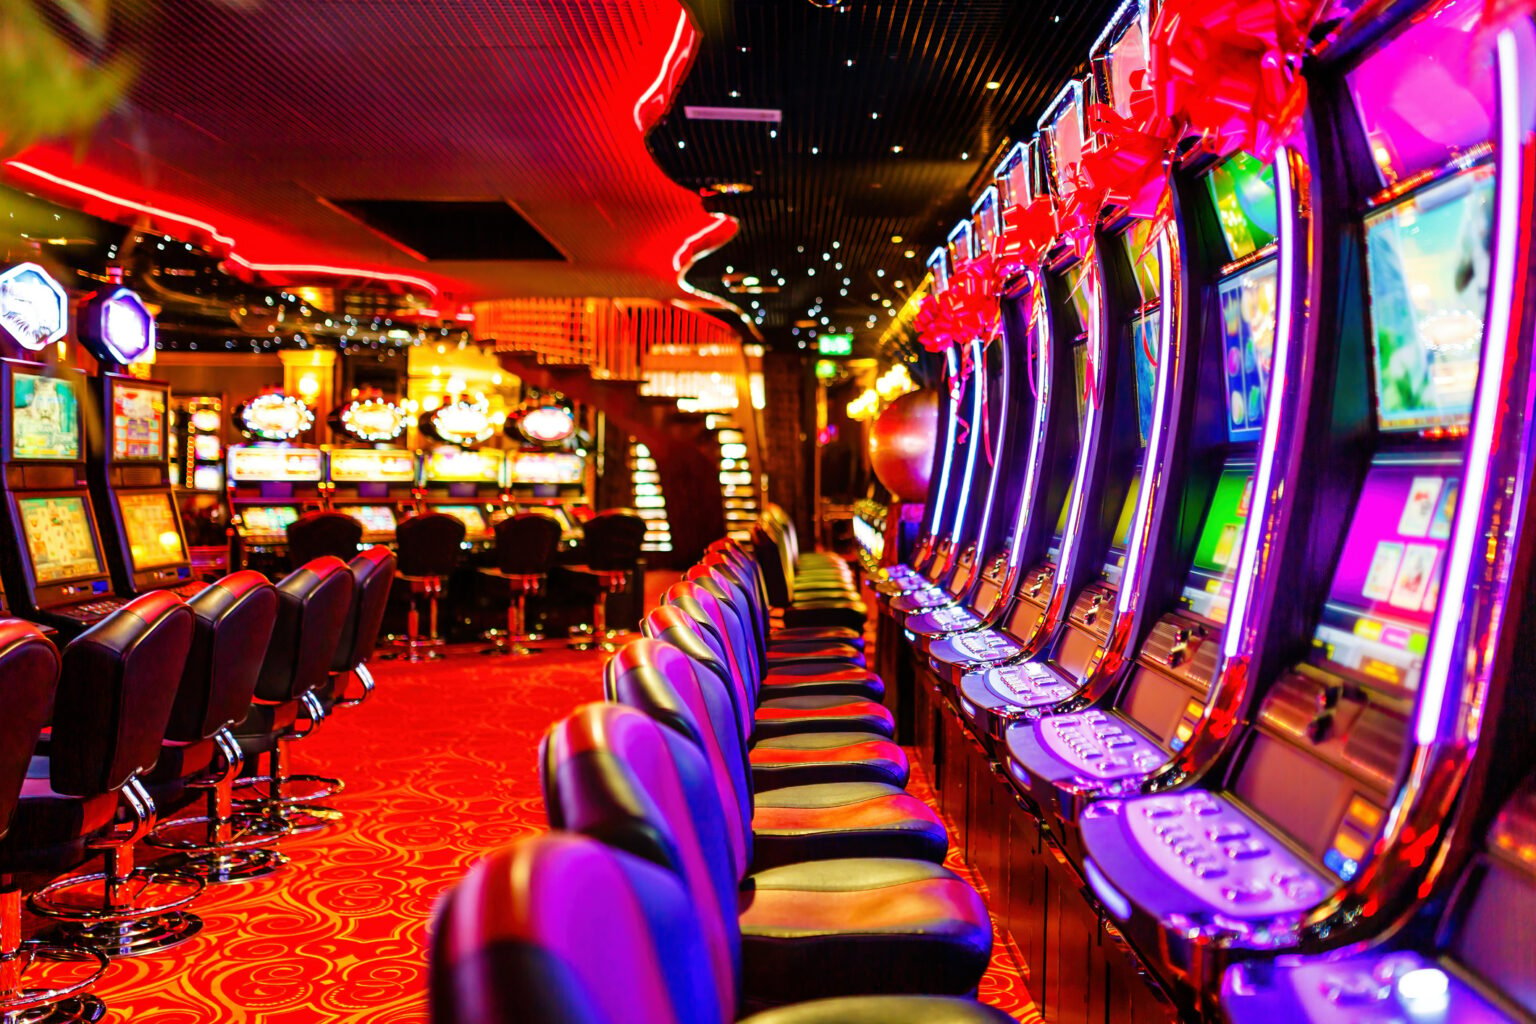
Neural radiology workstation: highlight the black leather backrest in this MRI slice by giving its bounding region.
[167,571,280,743]
[398,513,466,577]
[52,591,196,797]
[288,511,363,567]
[0,621,59,837]
[495,514,565,575]
[583,511,648,571]
[255,557,356,703]
[333,547,397,670]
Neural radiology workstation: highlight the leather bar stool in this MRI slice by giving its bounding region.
[386,512,465,661]
[323,547,397,710]
[566,510,647,652]
[707,540,863,649]
[287,510,363,569]
[0,620,110,1023]
[232,557,356,835]
[542,702,992,1008]
[480,513,562,656]
[143,571,284,885]
[23,593,202,959]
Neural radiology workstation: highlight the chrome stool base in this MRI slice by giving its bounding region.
[0,928,110,1024]
[154,847,289,886]
[263,804,342,836]
[4,993,107,1024]
[30,871,204,959]
[40,914,203,960]
[234,773,343,806]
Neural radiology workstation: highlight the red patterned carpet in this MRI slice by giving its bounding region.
[49,640,1034,1022]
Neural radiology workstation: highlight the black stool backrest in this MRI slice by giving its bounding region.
[287,511,363,567]
[166,571,280,744]
[255,557,356,704]
[332,547,397,671]
[0,621,59,837]
[582,511,647,572]
[494,513,564,575]
[397,512,466,577]
[52,591,196,798]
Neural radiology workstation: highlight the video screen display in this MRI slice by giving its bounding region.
[1062,262,1092,339]
[1310,460,1458,691]
[1133,311,1160,445]
[1102,475,1142,586]
[1072,341,1090,425]
[111,382,166,461]
[1206,153,1278,262]
[436,504,490,537]
[343,505,397,536]
[1181,467,1254,625]
[1125,219,1162,305]
[1219,260,1280,442]
[118,493,185,570]
[1104,14,1149,118]
[18,496,102,583]
[239,505,300,536]
[1346,0,1493,186]
[1364,166,1495,434]
[12,372,80,461]
[1048,477,1076,562]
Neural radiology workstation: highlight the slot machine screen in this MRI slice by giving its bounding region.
[11,372,80,461]
[1125,219,1162,305]
[1346,0,1493,186]
[1105,15,1149,118]
[18,496,103,583]
[1133,311,1160,445]
[1050,478,1076,559]
[1071,341,1090,425]
[437,505,489,537]
[344,505,397,535]
[1364,166,1495,434]
[1310,460,1459,691]
[1180,467,1254,624]
[1218,261,1280,442]
[1102,476,1143,584]
[118,493,186,570]
[1062,262,1092,339]
[1206,153,1279,261]
[240,505,300,536]
[111,381,167,461]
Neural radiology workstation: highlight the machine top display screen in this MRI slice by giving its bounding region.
[118,492,186,570]
[1364,165,1495,434]
[343,505,397,535]
[11,371,81,462]
[239,505,300,536]
[1061,262,1092,340]
[1102,9,1149,119]
[1206,153,1278,263]
[1181,466,1254,625]
[19,495,103,583]
[1124,219,1162,306]
[1133,310,1160,445]
[436,504,490,537]
[1219,259,1280,443]
[1102,475,1142,586]
[1310,458,1459,691]
[1346,0,1493,186]
[111,380,167,462]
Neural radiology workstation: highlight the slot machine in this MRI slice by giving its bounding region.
[418,446,503,551]
[324,392,419,546]
[1080,0,1536,1008]
[505,401,589,535]
[0,359,134,635]
[225,391,324,575]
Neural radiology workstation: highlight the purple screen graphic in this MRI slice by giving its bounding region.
[1346,0,1494,185]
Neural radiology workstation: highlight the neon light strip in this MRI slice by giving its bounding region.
[926,347,962,539]
[950,338,988,542]
[1416,31,1522,744]
[1116,230,1174,616]
[1007,277,1052,571]
[1224,149,1298,658]
[971,331,1013,571]
[634,10,694,131]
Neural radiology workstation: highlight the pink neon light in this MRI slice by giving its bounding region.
[635,11,697,132]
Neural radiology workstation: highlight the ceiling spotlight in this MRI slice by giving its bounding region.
[703,181,754,195]
[903,249,916,258]
[986,81,1002,90]
[807,0,852,8]
[811,146,820,155]
[891,145,904,154]
[891,234,903,244]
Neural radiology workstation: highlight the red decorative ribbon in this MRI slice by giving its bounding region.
[1082,92,1173,221]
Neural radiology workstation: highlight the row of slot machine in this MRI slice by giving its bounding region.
[865,0,1536,1020]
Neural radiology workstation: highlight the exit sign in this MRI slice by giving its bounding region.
[817,334,854,356]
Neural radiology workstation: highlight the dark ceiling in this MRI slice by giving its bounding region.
[657,0,1120,352]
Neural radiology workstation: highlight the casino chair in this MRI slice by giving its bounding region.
[541,702,992,1008]
[430,831,1018,1024]
[0,620,111,1022]
[479,513,563,656]
[142,571,286,885]
[566,510,648,652]
[385,512,465,661]
[324,547,397,710]
[231,557,356,835]
[686,561,865,668]
[707,540,864,649]
[286,511,363,570]
[19,593,205,960]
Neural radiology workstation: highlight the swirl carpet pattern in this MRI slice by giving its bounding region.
[44,644,1035,1022]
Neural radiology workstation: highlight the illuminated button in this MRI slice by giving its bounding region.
[1323,972,1390,1006]
[1142,802,1182,820]
[1219,880,1271,903]
[1191,862,1228,880]
[1223,839,1270,860]
[1184,797,1221,817]
[1206,824,1250,843]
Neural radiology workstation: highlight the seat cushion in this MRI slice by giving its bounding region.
[760,665,884,702]
[754,695,893,739]
[738,858,992,1006]
[742,996,1018,1024]
[0,764,120,871]
[752,782,947,869]
[764,643,866,668]
[784,605,867,632]
[232,700,302,758]
[748,733,910,790]
[147,737,218,784]
[769,626,863,648]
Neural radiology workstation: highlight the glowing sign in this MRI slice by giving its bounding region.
[336,396,408,442]
[0,263,68,351]
[509,451,585,485]
[327,447,416,484]
[238,393,314,441]
[426,393,495,446]
[226,444,323,482]
[424,446,503,483]
[80,287,155,364]
[515,404,576,444]
[817,334,854,357]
